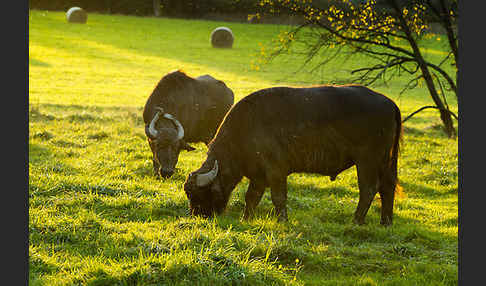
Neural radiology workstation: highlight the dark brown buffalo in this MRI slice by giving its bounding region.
[143,70,234,178]
[184,85,402,226]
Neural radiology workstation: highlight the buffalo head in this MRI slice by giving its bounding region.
[145,107,195,178]
[184,160,226,217]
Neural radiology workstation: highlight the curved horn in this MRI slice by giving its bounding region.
[196,160,218,187]
[163,113,184,140]
[147,108,163,139]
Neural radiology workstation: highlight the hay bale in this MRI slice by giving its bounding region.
[66,7,87,24]
[210,27,234,48]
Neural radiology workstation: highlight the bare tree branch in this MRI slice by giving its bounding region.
[402,105,458,123]
[426,60,457,94]
[400,75,423,95]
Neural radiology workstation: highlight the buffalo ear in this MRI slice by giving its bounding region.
[181,140,196,151]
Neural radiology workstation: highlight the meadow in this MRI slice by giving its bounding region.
[29,10,458,285]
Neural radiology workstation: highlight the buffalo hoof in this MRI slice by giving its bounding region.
[160,172,174,178]
[159,168,174,178]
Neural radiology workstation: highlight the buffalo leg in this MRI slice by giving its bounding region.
[269,177,288,222]
[354,162,380,225]
[243,179,266,220]
[152,159,160,176]
[378,188,394,226]
[378,173,396,226]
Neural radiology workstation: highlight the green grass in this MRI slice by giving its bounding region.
[29,10,458,285]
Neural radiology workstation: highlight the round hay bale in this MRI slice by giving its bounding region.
[210,27,234,48]
[66,7,87,24]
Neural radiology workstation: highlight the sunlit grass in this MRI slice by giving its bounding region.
[29,10,457,285]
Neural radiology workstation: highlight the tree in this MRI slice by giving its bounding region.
[256,0,458,138]
[153,0,161,16]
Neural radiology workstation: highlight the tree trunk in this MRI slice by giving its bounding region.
[390,0,456,138]
[439,0,458,67]
[412,40,456,138]
[439,0,458,101]
[153,0,161,17]
[421,66,457,138]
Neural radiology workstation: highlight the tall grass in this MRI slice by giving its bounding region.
[29,10,457,285]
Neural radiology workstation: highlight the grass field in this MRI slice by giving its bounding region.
[29,10,458,285]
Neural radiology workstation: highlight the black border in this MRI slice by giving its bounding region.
[458,1,483,285]
[12,1,29,285]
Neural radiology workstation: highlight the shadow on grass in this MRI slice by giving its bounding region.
[29,108,57,122]
[400,180,457,199]
[29,143,53,164]
[29,57,51,67]
[403,126,426,136]
[228,176,356,217]
[30,103,144,125]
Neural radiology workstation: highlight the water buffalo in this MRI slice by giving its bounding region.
[184,85,402,226]
[143,70,234,178]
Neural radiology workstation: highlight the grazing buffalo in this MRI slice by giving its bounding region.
[143,70,234,178]
[184,85,402,226]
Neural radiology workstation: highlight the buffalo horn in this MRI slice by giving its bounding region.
[163,113,184,140]
[196,160,219,187]
[147,108,163,139]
